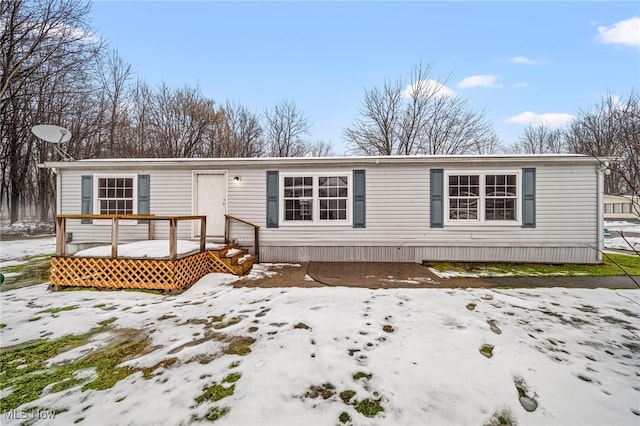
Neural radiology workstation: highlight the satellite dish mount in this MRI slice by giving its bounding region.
[31,124,74,161]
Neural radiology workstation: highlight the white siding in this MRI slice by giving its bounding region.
[61,170,194,247]
[58,159,600,263]
[254,163,599,263]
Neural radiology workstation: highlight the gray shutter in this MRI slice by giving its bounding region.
[430,169,444,228]
[137,174,150,224]
[353,170,366,228]
[81,175,93,224]
[522,168,536,228]
[266,171,279,228]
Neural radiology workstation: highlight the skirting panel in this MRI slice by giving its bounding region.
[259,246,417,263]
[259,245,600,264]
[415,246,599,264]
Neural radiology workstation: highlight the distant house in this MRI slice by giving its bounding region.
[604,194,640,221]
[43,154,606,264]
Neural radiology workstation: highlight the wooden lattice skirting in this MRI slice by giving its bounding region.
[50,250,236,291]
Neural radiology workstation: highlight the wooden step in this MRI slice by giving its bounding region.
[220,248,248,267]
[232,255,258,275]
[206,244,257,276]
[212,243,237,258]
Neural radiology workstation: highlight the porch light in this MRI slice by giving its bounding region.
[233,176,242,183]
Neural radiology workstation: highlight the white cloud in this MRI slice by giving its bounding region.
[597,16,640,48]
[401,79,456,99]
[506,111,574,128]
[510,56,544,65]
[513,82,529,88]
[457,74,502,89]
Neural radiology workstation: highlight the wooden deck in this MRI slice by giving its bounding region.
[49,244,257,291]
[50,214,259,291]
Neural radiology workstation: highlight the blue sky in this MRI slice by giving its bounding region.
[90,1,639,154]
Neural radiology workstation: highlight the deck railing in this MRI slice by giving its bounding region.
[55,214,207,260]
[224,214,260,260]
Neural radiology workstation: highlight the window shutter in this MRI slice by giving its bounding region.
[353,170,366,228]
[81,175,93,224]
[430,169,444,228]
[137,174,150,224]
[266,171,279,228]
[522,168,536,228]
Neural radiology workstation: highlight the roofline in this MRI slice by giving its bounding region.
[41,154,608,170]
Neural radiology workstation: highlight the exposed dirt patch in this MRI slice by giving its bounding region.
[308,262,440,288]
[305,383,336,399]
[233,263,323,288]
[233,261,637,289]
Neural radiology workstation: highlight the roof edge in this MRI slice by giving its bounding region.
[41,154,608,170]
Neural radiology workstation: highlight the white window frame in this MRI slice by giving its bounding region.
[93,173,138,225]
[444,170,521,226]
[280,172,352,226]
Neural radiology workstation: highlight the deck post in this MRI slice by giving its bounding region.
[56,216,66,256]
[169,218,177,260]
[148,219,155,240]
[199,217,206,252]
[254,226,259,260]
[111,217,119,258]
[224,215,229,244]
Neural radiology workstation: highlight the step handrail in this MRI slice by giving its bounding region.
[224,214,260,260]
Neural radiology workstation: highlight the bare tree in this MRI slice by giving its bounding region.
[565,92,639,195]
[144,83,220,158]
[472,134,504,155]
[127,80,152,157]
[0,0,103,223]
[398,62,456,154]
[510,123,566,154]
[306,139,334,157]
[612,90,640,206]
[97,49,133,157]
[421,94,496,155]
[344,62,498,156]
[0,0,99,102]
[343,78,403,155]
[211,100,266,157]
[264,99,311,157]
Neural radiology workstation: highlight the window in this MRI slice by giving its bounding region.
[319,176,348,220]
[485,174,517,220]
[282,174,349,223]
[446,172,519,224]
[97,177,134,214]
[448,175,479,220]
[284,176,313,221]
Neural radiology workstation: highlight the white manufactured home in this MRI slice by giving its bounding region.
[43,154,606,264]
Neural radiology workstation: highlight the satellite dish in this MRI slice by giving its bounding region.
[32,124,72,144]
[32,124,74,161]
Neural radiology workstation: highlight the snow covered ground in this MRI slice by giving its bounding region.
[1,232,640,425]
[605,221,640,234]
[0,237,56,269]
[605,237,640,251]
[1,270,639,425]
[604,220,640,252]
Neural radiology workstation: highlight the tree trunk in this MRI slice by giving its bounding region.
[10,180,20,223]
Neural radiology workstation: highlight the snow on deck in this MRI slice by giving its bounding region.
[73,240,227,258]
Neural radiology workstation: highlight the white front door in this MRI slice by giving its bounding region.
[195,173,226,237]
